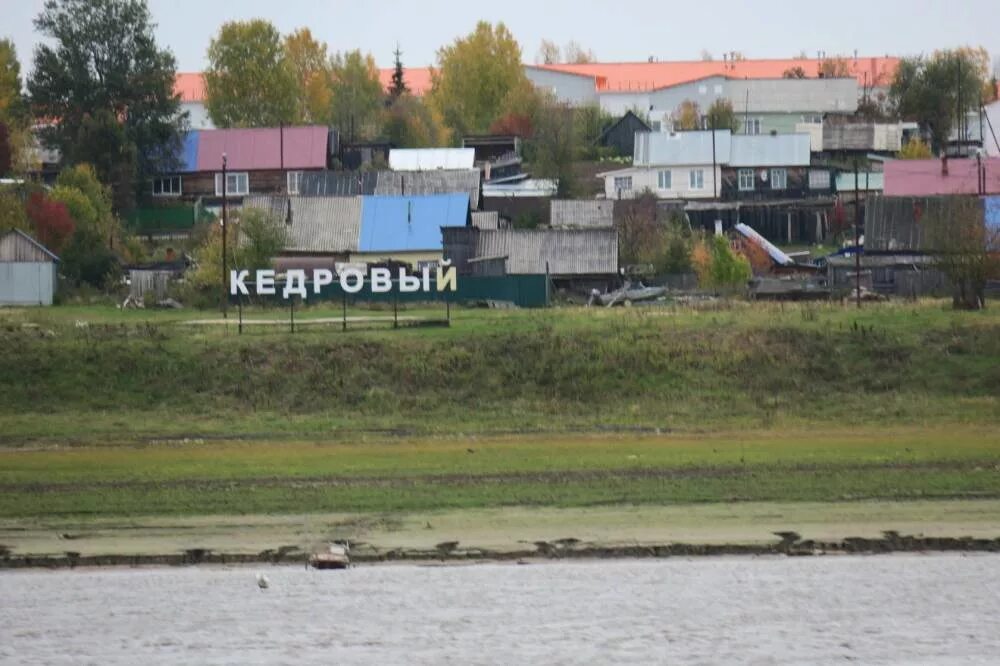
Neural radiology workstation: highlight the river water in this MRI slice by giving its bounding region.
[2,554,999,665]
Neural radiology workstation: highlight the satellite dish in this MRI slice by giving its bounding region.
[760,169,768,181]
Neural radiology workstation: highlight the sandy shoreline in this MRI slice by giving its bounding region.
[4,499,1000,569]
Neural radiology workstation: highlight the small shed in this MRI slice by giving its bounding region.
[0,229,59,306]
[597,111,651,157]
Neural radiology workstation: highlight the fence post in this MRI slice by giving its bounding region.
[342,293,347,332]
[290,296,295,334]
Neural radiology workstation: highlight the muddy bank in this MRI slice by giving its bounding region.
[3,532,1000,570]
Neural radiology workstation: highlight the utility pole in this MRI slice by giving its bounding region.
[854,158,861,308]
[221,153,228,319]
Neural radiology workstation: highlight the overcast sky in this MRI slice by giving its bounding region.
[5,0,1000,75]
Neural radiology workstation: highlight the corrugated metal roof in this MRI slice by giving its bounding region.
[550,200,614,228]
[634,130,731,166]
[243,195,362,253]
[194,126,329,171]
[375,170,481,208]
[883,158,1000,196]
[729,134,811,167]
[474,229,618,276]
[471,211,501,229]
[299,171,379,196]
[0,229,59,263]
[358,193,470,252]
[389,148,475,171]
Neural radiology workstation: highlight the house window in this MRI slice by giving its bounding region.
[802,114,823,124]
[745,118,761,135]
[770,168,787,190]
[809,169,830,190]
[658,170,672,189]
[287,171,303,195]
[613,176,633,191]
[689,169,705,190]
[152,176,182,197]
[738,168,755,191]
[650,120,662,132]
[214,172,249,197]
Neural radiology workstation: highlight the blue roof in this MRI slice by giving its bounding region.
[179,131,200,173]
[358,193,469,252]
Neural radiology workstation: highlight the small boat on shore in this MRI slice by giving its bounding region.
[309,543,350,570]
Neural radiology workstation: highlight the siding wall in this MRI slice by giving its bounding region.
[525,68,599,106]
[154,169,326,201]
[603,165,722,200]
[0,263,56,305]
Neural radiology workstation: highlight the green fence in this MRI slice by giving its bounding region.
[127,205,212,234]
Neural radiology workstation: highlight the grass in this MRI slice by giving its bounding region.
[1,428,998,519]
[1,300,998,524]
[0,299,998,440]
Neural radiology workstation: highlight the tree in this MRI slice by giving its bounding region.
[897,137,933,159]
[890,49,989,154]
[190,207,285,290]
[536,40,560,65]
[329,50,384,142]
[0,121,11,177]
[388,45,408,99]
[204,19,297,128]
[28,0,182,211]
[55,164,120,244]
[0,191,30,232]
[922,196,1000,310]
[563,41,595,64]
[60,227,118,287]
[692,235,751,289]
[672,100,702,130]
[706,99,740,132]
[0,39,24,123]
[430,21,529,135]
[283,28,332,124]
[25,192,74,253]
[70,110,139,212]
[384,94,450,148]
[526,95,579,197]
[783,66,807,79]
[819,57,851,78]
[616,191,663,267]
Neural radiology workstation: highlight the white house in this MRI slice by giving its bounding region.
[597,130,731,200]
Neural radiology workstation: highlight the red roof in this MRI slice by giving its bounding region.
[378,67,434,96]
[195,126,329,171]
[174,73,206,102]
[538,56,900,92]
[883,158,1000,196]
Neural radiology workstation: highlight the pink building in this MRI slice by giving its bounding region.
[883,158,1000,196]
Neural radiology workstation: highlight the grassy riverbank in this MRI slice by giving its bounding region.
[0,300,998,441]
[0,300,998,560]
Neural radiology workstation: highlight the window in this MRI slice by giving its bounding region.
[613,176,633,191]
[745,118,761,135]
[650,120,662,132]
[214,172,249,197]
[689,169,704,190]
[698,85,708,95]
[152,176,182,197]
[738,168,755,191]
[802,114,823,124]
[809,169,830,190]
[287,171,303,195]
[657,170,672,189]
[713,84,723,94]
[770,168,787,190]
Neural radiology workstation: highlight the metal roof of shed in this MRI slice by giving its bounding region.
[178,126,329,173]
[634,130,731,166]
[550,200,614,228]
[474,229,618,276]
[728,134,811,167]
[243,195,363,253]
[358,193,470,252]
